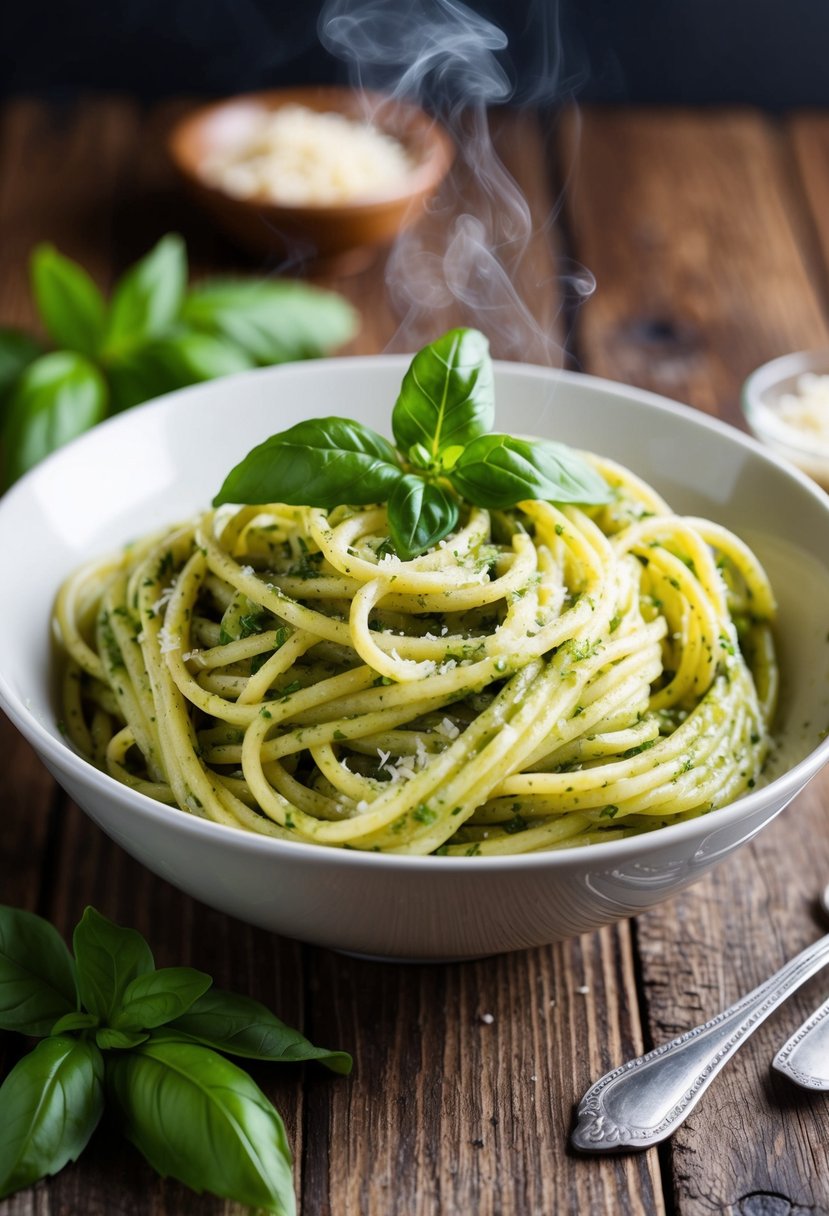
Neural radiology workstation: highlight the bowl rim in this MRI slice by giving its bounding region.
[742,347,829,461]
[2,355,829,874]
[167,85,456,215]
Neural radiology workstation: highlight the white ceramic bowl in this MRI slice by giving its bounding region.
[2,359,829,961]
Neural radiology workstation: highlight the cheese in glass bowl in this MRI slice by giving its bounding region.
[742,350,829,491]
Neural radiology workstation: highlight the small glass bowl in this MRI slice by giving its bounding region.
[742,350,829,492]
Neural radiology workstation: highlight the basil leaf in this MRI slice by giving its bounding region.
[72,908,154,1024]
[0,329,42,411]
[106,347,182,413]
[107,1038,295,1215]
[0,906,77,1037]
[0,1036,104,1200]
[181,279,358,364]
[214,416,403,509]
[30,244,107,356]
[51,1011,99,1035]
[392,327,494,459]
[387,474,459,560]
[150,330,254,383]
[163,988,352,1075]
[450,433,612,509]
[105,234,186,354]
[2,351,107,486]
[95,1028,149,1051]
[112,967,213,1032]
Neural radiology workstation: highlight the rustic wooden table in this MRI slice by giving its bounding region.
[2,98,829,1216]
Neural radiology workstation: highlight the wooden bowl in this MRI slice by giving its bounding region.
[168,87,455,268]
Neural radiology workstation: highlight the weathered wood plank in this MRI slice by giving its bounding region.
[562,105,829,1215]
[0,99,303,1216]
[18,97,822,1215]
[0,96,664,1216]
[0,99,143,1160]
[562,107,829,422]
[642,785,829,1216]
[302,929,662,1216]
[0,98,141,322]
[788,110,829,310]
[302,104,661,1216]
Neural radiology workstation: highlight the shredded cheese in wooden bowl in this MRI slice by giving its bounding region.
[200,104,415,206]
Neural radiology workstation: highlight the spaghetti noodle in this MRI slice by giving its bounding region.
[54,453,777,855]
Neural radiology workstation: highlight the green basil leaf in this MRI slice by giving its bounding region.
[107,1038,295,1215]
[104,234,187,354]
[151,330,254,383]
[181,278,358,364]
[95,1028,149,1051]
[51,1011,99,1035]
[163,989,352,1075]
[214,416,403,509]
[392,327,494,459]
[0,906,77,1037]
[0,1036,104,1200]
[72,908,154,1024]
[450,433,612,509]
[2,351,107,486]
[112,967,213,1032]
[106,347,182,413]
[387,474,459,560]
[106,331,253,413]
[0,329,42,411]
[30,244,107,356]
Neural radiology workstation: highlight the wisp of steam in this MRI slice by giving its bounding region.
[318,0,594,363]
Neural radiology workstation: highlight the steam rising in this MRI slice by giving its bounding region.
[318,0,594,363]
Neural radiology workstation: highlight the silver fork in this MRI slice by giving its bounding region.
[571,884,829,1152]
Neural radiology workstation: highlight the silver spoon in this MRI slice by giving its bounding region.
[772,885,829,1091]
[571,884,829,1153]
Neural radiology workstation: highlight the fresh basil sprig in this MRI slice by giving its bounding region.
[0,235,358,488]
[0,905,350,1212]
[214,327,612,558]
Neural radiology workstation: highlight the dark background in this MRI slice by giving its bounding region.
[2,0,826,109]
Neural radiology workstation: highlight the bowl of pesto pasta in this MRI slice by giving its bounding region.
[1,332,828,960]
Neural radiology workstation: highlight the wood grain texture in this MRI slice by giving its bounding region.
[0,99,140,323]
[559,106,829,1215]
[788,110,829,314]
[299,100,658,1216]
[2,96,829,1216]
[562,107,829,422]
[302,929,662,1216]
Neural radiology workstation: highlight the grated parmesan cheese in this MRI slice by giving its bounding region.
[158,625,179,655]
[434,717,460,741]
[152,587,175,615]
[754,372,829,488]
[201,104,414,206]
[777,373,829,445]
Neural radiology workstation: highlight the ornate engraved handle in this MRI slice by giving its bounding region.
[772,995,829,1091]
[571,931,829,1152]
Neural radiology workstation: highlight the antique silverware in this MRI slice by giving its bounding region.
[772,885,829,1091]
[772,996,829,1090]
[571,886,829,1152]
